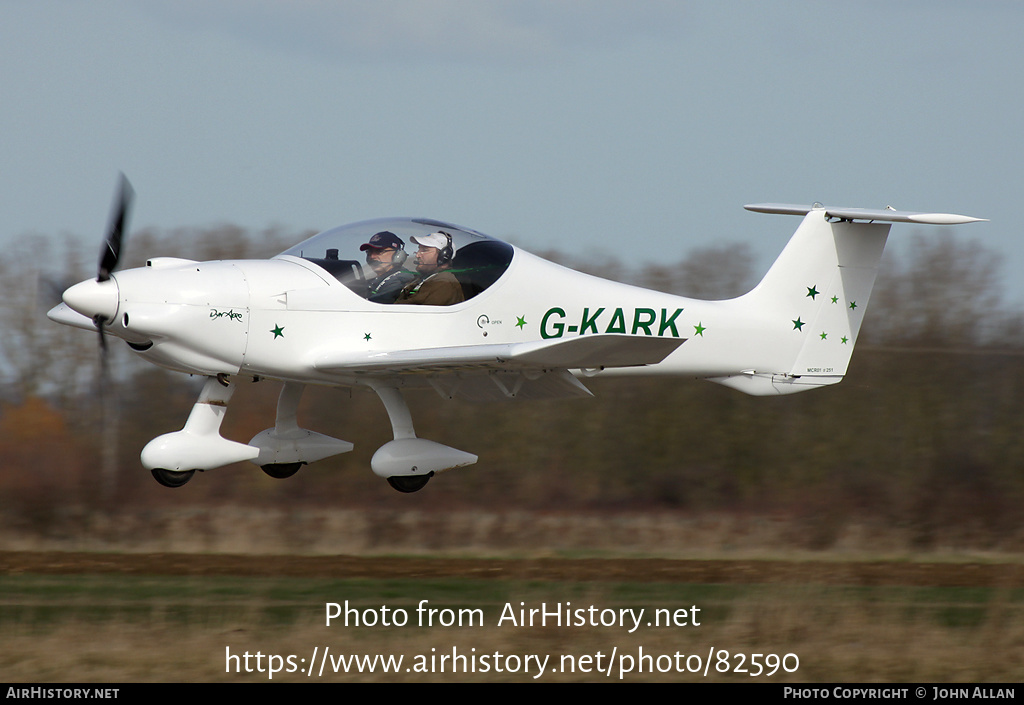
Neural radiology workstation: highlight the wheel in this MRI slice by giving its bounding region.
[386,473,433,493]
[151,468,195,488]
[261,462,303,479]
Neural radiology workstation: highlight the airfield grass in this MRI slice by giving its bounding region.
[1,572,1022,682]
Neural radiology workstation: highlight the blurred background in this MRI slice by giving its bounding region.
[3,1,1022,557]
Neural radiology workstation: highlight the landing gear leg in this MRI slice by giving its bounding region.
[373,384,417,442]
[248,382,354,476]
[261,382,306,479]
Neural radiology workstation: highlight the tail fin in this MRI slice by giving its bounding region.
[709,204,985,396]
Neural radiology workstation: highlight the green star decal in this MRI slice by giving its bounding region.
[515,315,527,329]
[820,331,828,340]
[364,333,372,341]
[792,317,805,331]
[831,295,839,304]
[849,301,858,310]
[693,322,706,337]
[270,324,284,339]
[841,336,849,344]
[806,285,819,300]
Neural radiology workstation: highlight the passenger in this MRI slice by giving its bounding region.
[395,231,465,306]
[359,231,416,303]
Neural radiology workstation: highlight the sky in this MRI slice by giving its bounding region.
[3,1,1021,299]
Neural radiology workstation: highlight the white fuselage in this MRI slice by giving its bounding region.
[93,250,770,387]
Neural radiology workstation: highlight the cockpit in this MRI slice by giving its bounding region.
[276,218,514,305]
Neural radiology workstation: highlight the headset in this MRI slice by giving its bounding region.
[435,231,454,266]
[391,239,409,267]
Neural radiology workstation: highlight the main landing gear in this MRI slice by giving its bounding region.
[368,383,476,493]
[248,381,353,478]
[140,376,476,493]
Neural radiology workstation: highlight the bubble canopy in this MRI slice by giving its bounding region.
[276,218,515,304]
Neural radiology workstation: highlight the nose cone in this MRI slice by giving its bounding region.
[63,278,119,321]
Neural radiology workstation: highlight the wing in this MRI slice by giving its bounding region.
[311,334,686,401]
[314,333,684,372]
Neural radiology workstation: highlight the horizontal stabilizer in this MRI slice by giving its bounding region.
[745,204,986,225]
[313,334,685,373]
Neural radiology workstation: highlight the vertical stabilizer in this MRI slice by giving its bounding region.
[711,208,890,395]
[750,210,890,378]
[710,204,983,395]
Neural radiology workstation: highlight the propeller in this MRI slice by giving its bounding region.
[96,174,133,501]
[57,173,134,360]
[92,174,133,353]
[98,173,134,283]
[43,173,135,500]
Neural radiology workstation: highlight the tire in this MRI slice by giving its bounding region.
[261,462,303,479]
[386,473,433,493]
[151,468,195,488]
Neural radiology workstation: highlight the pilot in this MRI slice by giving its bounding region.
[395,231,465,306]
[359,231,416,303]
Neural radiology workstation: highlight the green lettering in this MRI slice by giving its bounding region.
[580,307,604,335]
[658,308,683,337]
[605,308,626,334]
[632,308,656,335]
[540,307,566,339]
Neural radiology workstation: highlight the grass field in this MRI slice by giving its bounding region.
[1,553,1021,682]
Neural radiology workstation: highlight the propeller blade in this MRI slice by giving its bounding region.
[98,173,134,282]
[96,313,110,384]
[96,315,108,350]
[36,273,75,313]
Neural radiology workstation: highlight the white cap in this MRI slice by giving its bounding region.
[411,231,449,249]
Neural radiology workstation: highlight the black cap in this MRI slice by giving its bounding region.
[359,231,404,251]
